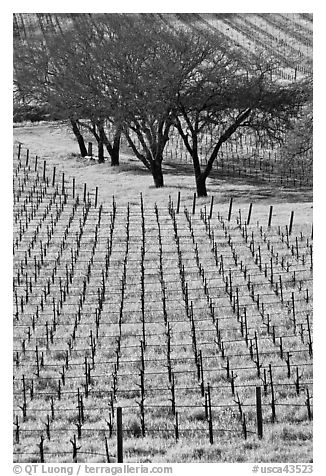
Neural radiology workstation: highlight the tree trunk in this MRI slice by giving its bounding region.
[100,124,121,166]
[110,148,119,166]
[111,130,121,166]
[70,119,87,157]
[98,121,106,163]
[98,140,104,163]
[151,159,164,188]
[196,174,208,197]
[189,150,207,197]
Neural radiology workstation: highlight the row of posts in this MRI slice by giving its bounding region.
[39,391,262,462]
[180,191,296,233]
[17,147,99,208]
[115,388,263,462]
[19,146,299,233]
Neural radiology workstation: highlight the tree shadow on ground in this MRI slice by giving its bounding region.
[163,160,312,203]
[65,149,312,204]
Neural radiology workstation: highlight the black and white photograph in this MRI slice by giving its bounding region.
[5,1,320,472]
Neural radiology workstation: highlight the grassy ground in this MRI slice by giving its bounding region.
[13,121,312,227]
[13,121,313,463]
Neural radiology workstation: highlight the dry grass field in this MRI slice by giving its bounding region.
[13,121,312,221]
[13,120,313,463]
[12,11,313,465]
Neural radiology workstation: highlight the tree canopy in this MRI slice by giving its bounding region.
[13,13,312,195]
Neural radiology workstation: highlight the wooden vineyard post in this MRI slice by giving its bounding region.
[279,337,283,360]
[238,208,242,226]
[228,197,233,221]
[256,386,263,439]
[247,203,253,225]
[289,211,294,235]
[262,368,268,396]
[204,390,208,420]
[166,323,172,383]
[117,407,123,463]
[43,160,46,182]
[14,415,20,444]
[235,392,243,421]
[50,397,55,421]
[254,332,261,377]
[170,373,176,414]
[83,183,87,203]
[79,393,85,424]
[242,413,247,440]
[140,245,146,347]
[207,383,213,444]
[177,191,181,214]
[292,292,296,331]
[269,364,276,422]
[174,411,179,441]
[306,388,313,421]
[268,205,273,228]
[45,414,51,440]
[285,352,292,378]
[295,367,302,395]
[21,375,27,421]
[199,349,204,396]
[209,196,214,219]
[279,275,283,303]
[296,237,299,260]
[138,368,146,436]
[39,434,45,463]
[244,307,248,346]
[95,186,98,208]
[306,315,313,357]
[192,193,196,215]
[52,166,56,187]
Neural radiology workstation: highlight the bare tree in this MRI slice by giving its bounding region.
[173,53,312,196]
[13,14,312,193]
[279,103,312,180]
[13,13,122,164]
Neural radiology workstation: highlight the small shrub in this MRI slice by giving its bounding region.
[127,418,142,437]
[191,408,207,421]
[280,425,312,441]
[193,447,204,460]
